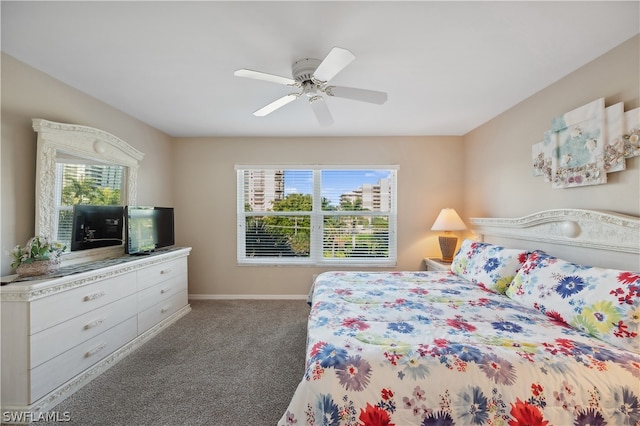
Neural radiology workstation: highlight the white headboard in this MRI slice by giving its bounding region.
[470,209,639,271]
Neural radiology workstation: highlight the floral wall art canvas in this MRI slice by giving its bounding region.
[550,98,606,188]
[532,99,637,189]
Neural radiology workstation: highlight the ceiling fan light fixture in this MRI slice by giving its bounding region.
[302,81,318,97]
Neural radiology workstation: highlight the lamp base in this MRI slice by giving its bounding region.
[438,236,458,263]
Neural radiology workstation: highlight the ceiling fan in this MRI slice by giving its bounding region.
[234,47,387,126]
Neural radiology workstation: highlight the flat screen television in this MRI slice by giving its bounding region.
[71,205,124,251]
[125,206,175,255]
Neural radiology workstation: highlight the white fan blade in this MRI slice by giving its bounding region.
[325,86,388,105]
[309,96,334,126]
[253,94,299,116]
[312,47,355,83]
[234,69,296,86]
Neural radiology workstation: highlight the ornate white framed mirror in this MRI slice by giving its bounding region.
[33,119,144,264]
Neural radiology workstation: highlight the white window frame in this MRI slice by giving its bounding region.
[236,165,398,267]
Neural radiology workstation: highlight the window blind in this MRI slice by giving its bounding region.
[237,165,397,266]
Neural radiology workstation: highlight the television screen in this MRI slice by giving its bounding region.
[71,205,124,251]
[125,206,175,255]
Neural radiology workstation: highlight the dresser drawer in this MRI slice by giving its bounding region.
[138,290,188,334]
[30,294,137,368]
[30,316,137,403]
[137,258,187,291]
[137,273,187,313]
[31,272,137,334]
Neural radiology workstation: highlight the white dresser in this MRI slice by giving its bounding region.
[0,247,191,419]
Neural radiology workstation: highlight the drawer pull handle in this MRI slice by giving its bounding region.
[84,317,106,330]
[161,304,172,314]
[84,291,106,302]
[85,342,107,358]
[160,268,172,275]
[160,287,171,294]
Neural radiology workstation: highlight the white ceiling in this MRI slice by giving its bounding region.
[2,1,639,138]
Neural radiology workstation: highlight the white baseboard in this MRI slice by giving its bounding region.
[189,294,308,300]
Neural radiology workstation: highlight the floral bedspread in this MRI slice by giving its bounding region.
[279,271,640,426]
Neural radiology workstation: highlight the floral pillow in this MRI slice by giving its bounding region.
[506,250,640,353]
[450,239,528,294]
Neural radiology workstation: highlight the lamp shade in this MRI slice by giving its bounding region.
[431,208,467,231]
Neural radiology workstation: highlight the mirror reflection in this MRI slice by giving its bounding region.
[33,119,143,262]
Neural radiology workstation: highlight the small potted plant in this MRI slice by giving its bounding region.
[11,236,67,277]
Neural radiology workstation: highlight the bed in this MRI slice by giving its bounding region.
[279,209,640,426]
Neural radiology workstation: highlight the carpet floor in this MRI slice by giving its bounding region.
[35,299,309,426]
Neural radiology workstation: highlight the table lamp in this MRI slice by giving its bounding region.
[431,208,467,262]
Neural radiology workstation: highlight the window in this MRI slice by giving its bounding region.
[236,165,398,266]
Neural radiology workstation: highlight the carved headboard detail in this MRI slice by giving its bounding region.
[470,209,639,271]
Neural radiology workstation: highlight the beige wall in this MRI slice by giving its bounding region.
[172,136,464,296]
[463,35,640,219]
[1,53,175,276]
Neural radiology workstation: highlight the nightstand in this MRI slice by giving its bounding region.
[424,257,451,271]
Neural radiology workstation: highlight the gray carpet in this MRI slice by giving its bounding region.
[37,300,309,425]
